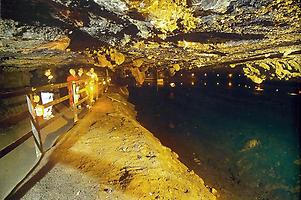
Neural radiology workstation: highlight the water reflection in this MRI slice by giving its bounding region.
[129,73,300,200]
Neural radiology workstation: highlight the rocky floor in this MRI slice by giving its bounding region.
[10,92,216,200]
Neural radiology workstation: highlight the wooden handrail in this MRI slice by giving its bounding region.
[0,78,101,158]
[43,95,70,108]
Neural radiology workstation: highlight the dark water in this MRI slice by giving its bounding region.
[129,75,300,200]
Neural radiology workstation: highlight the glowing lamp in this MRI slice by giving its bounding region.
[255,86,263,91]
[228,82,232,87]
[170,82,176,88]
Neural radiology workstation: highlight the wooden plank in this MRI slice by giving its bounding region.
[78,88,87,94]
[26,96,43,156]
[43,95,69,108]
[75,96,89,107]
[33,83,68,93]
[0,131,33,159]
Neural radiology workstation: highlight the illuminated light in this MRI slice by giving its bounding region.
[148,83,151,86]
[238,84,241,87]
[204,73,207,76]
[192,82,195,86]
[255,85,263,91]
[228,74,233,78]
[288,92,297,96]
[244,85,247,88]
[228,82,232,87]
[216,82,220,86]
[204,82,207,86]
[192,73,195,77]
[103,81,106,85]
[239,74,241,77]
[217,74,220,77]
[276,89,279,92]
[180,82,183,85]
[126,75,129,77]
[248,86,251,89]
[170,82,176,88]
[180,74,183,76]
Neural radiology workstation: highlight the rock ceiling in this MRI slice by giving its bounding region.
[0,0,300,84]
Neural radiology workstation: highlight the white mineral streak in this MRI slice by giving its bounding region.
[93,0,129,14]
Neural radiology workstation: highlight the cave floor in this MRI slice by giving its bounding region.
[10,92,216,200]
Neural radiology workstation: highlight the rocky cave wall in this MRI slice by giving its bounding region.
[0,0,300,86]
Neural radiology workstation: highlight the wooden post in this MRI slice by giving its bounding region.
[26,95,43,157]
[95,81,99,100]
[72,81,78,123]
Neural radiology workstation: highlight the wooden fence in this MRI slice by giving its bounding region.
[0,76,108,199]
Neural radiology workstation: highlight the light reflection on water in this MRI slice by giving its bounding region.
[129,82,300,200]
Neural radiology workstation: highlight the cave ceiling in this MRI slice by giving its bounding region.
[0,0,300,84]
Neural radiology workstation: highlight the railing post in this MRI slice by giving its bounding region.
[72,81,78,123]
[26,95,43,157]
[95,81,99,101]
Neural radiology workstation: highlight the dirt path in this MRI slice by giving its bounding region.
[12,93,217,200]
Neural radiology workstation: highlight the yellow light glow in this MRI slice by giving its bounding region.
[180,74,183,76]
[204,73,207,76]
[192,73,195,77]
[255,86,263,91]
[244,85,247,88]
[192,82,195,85]
[228,74,233,78]
[228,82,232,87]
[170,82,176,87]
[103,81,106,85]
[180,82,183,85]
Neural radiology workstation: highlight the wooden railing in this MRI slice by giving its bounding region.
[0,78,105,158]
[0,77,108,199]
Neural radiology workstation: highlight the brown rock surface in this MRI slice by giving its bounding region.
[20,92,217,200]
